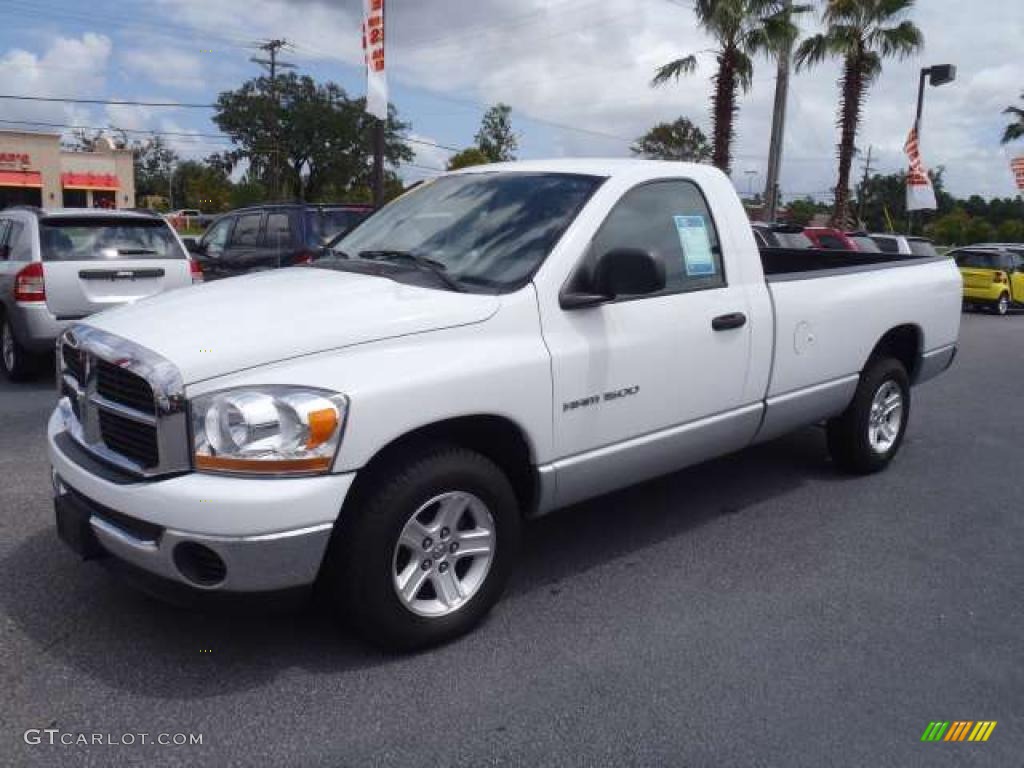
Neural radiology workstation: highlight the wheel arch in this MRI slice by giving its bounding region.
[866,324,923,383]
[341,414,539,520]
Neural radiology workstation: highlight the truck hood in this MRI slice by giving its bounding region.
[84,268,500,383]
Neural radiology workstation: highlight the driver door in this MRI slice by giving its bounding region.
[538,179,757,508]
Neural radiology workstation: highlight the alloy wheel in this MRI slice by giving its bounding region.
[391,491,496,617]
[867,380,903,455]
[1,321,15,372]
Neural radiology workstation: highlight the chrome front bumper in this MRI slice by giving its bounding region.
[53,473,334,592]
[48,408,354,594]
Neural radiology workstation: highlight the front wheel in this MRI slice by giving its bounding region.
[827,358,910,475]
[327,445,521,651]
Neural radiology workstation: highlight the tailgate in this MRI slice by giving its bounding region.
[43,259,191,319]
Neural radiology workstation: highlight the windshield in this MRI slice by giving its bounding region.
[306,208,371,245]
[325,172,603,292]
[849,236,881,253]
[775,231,813,249]
[872,236,899,254]
[40,218,186,262]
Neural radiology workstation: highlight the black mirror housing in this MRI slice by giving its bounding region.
[181,237,199,251]
[593,248,666,299]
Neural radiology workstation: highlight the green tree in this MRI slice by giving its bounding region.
[784,197,823,226]
[474,103,518,162]
[857,167,952,233]
[652,0,802,174]
[796,0,924,227]
[631,117,713,162]
[213,73,413,201]
[133,136,180,201]
[996,219,1024,243]
[927,208,970,246]
[1002,92,1024,144]
[447,147,491,170]
[964,217,996,244]
[170,160,233,212]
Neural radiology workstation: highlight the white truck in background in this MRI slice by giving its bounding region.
[47,160,961,650]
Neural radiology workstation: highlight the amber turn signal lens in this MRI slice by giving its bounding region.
[306,408,339,449]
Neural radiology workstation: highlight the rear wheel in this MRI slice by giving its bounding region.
[827,357,910,475]
[996,293,1010,316]
[0,314,36,381]
[327,444,521,651]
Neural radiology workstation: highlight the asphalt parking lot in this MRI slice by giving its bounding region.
[1,311,1021,767]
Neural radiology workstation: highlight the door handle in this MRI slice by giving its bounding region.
[712,312,747,331]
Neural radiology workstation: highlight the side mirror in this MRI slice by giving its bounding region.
[561,248,666,309]
[181,237,200,252]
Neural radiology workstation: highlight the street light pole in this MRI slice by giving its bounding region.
[908,64,956,233]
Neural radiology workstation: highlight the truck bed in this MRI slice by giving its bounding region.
[759,247,945,280]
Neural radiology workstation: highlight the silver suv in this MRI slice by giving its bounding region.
[0,208,200,380]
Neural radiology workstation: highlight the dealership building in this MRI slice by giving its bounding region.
[0,130,136,211]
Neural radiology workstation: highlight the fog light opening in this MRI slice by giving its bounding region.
[173,542,227,587]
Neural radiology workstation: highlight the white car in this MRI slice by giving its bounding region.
[869,233,939,258]
[47,160,962,649]
[0,208,201,380]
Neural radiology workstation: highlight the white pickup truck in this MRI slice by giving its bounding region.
[48,160,961,649]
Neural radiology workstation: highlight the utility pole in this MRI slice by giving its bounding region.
[763,0,793,222]
[856,145,874,227]
[251,39,295,200]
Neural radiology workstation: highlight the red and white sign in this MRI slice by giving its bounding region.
[362,0,387,121]
[905,125,937,211]
[0,152,31,167]
[1011,157,1024,194]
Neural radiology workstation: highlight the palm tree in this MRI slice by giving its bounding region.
[1002,93,1024,144]
[652,0,801,175]
[796,0,924,226]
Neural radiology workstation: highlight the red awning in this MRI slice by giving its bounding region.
[0,170,43,188]
[61,172,120,191]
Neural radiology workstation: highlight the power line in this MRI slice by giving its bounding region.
[0,117,231,141]
[0,94,216,108]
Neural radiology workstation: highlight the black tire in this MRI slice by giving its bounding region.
[0,313,37,382]
[327,444,521,651]
[827,357,911,475]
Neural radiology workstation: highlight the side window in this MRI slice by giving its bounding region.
[266,212,293,250]
[7,221,30,261]
[0,220,9,258]
[589,180,725,295]
[874,237,898,254]
[202,217,233,254]
[229,213,263,247]
[817,234,849,251]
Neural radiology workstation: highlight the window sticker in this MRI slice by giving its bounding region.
[674,215,716,276]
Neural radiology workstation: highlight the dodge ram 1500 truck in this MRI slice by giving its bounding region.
[48,160,961,649]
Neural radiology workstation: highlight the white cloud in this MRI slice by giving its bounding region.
[7,2,1022,200]
[0,33,112,129]
[120,47,206,91]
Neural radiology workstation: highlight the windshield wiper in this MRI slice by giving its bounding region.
[358,250,465,293]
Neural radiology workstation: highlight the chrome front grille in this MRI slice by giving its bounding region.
[57,325,190,478]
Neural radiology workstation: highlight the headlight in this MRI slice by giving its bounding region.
[191,386,348,475]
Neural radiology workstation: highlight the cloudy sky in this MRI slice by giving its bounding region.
[1,0,1021,200]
